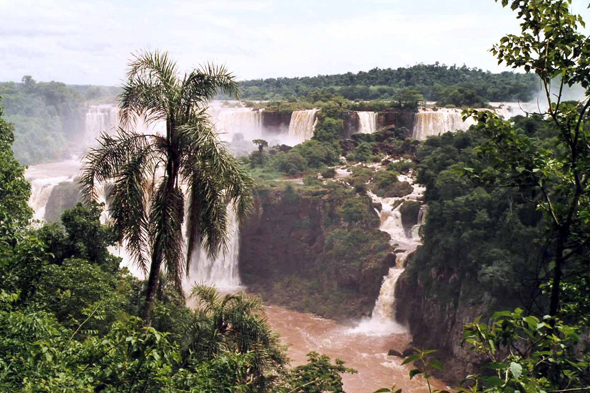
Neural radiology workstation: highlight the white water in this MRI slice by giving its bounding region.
[25,157,82,221]
[413,103,551,140]
[351,174,425,336]
[357,111,378,134]
[25,104,246,286]
[288,109,318,142]
[490,101,546,119]
[412,108,477,140]
[208,106,263,143]
[185,206,242,291]
[84,105,120,147]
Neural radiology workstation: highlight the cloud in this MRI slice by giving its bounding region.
[0,0,528,85]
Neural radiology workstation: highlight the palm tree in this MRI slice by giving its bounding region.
[81,51,253,324]
[181,285,287,389]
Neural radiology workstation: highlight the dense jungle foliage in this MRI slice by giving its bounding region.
[0,77,117,165]
[237,64,538,105]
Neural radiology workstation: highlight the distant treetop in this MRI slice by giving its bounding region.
[236,63,539,103]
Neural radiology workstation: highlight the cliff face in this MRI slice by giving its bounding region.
[395,266,488,383]
[378,111,415,132]
[261,111,291,135]
[239,185,396,319]
[45,181,82,223]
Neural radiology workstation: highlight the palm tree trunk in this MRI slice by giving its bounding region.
[142,241,163,325]
[143,117,178,325]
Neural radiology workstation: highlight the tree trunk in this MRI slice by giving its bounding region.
[142,118,180,325]
[143,155,177,325]
[142,246,163,325]
[549,231,566,317]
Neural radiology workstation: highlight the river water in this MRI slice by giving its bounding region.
[266,305,446,392]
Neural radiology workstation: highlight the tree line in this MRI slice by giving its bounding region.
[236,63,539,104]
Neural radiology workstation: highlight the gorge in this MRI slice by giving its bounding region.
[24,102,451,392]
[22,98,541,391]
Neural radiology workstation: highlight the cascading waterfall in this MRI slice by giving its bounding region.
[491,102,543,119]
[26,103,243,287]
[412,108,477,140]
[28,177,72,220]
[85,105,119,147]
[357,111,378,134]
[351,174,425,336]
[25,157,82,221]
[288,109,318,142]
[210,108,263,142]
[185,206,242,290]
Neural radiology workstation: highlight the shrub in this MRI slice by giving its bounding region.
[354,184,367,194]
[291,140,339,168]
[352,142,373,162]
[338,198,371,224]
[321,167,337,178]
[387,160,416,174]
[274,151,308,175]
[303,174,322,186]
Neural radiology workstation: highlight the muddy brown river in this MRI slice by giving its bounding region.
[265,305,447,393]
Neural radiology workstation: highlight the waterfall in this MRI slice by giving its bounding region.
[210,108,263,142]
[288,109,318,143]
[25,158,82,221]
[26,102,244,287]
[412,108,477,140]
[28,177,71,221]
[350,174,425,336]
[185,206,242,291]
[85,105,119,147]
[357,111,378,134]
[491,102,543,119]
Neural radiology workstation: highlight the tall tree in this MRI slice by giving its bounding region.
[466,0,590,318]
[0,97,32,242]
[81,51,253,324]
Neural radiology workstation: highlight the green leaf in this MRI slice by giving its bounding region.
[510,362,522,379]
[486,362,508,370]
[491,311,512,319]
[484,376,505,387]
[373,389,391,393]
[401,355,420,365]
[409,369,423,380]
[430,359,444,371]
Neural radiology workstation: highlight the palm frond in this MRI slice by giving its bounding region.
[149,178,185,292]
[108,148,156,274]
[190,284,220,311]
[177,122,252,263]
[119,50,179,128]
[80,129,155,202]
[182,62,239,110]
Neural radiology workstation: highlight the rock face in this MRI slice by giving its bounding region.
[45,181,82,223]
[239,185,396,319]
[261,111,291,135]
[343,111,359,139]
[395,266,487,383]
[378,111,415,131]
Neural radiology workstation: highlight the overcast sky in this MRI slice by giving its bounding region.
[1,0,588,86]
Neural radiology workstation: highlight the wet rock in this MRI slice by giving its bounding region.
[388,349,403,357]
[339,139,357,155]
[278,144,293,153]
